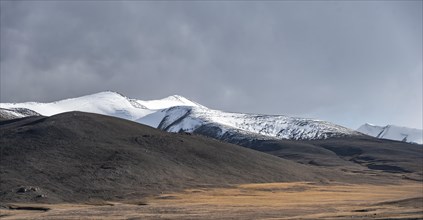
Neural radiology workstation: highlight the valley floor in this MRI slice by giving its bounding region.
[1,181,422,220]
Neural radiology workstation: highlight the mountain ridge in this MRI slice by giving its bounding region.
[3,91,418,144]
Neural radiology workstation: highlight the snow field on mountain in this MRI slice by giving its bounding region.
[2,91,362,141]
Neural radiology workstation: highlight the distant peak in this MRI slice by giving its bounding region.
[163,95,188,100]
[161,95,198,104]
[82,91,134,101]
[95,90,126,97]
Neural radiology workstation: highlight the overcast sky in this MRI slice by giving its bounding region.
[1,1,422,129]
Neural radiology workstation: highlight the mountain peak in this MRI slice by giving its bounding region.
[358,123,422,144]
[88,90,127,98]
[134,94,206,110]
[163,94,189,101]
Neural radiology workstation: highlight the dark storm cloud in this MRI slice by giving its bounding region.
[1,1,422,129]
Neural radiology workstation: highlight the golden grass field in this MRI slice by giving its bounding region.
[1,181,422,220]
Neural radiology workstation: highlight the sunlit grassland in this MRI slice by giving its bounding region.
[2,181,422,220]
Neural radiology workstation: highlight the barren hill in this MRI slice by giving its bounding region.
[1,112,338,203]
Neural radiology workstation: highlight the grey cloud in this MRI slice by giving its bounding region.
[1,1,422,129]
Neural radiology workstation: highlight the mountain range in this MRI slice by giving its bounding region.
[1,111,421,204]
[0,91,359,140]
[1,92,422,204]
[1,91,421,144]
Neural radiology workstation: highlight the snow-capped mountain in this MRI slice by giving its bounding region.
[1,91,360,141]
[0,108,41,120]
[357,123,422,144]
[140,106,359,140]
[0,91,202,121]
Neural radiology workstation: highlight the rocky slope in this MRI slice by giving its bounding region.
[0,108,41,121]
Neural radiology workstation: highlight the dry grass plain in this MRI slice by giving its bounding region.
[1,181,422,220]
